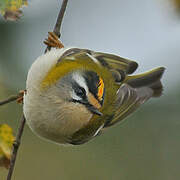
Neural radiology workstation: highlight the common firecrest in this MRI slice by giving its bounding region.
[23,35,165,145]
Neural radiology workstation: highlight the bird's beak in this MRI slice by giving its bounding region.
[86,92,103,116]
[78,99,103,116]
[87,105,103,116]
[73,92,103,116]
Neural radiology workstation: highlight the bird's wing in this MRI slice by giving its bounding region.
[104,67,165,127]
[91,51,138,74]
[60,48,138,83]
[91,51,138,83]
[104,84,153,127]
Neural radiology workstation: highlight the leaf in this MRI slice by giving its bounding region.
[0,124,15,169]
[0,0,28,21]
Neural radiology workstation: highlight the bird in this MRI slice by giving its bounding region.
[23,32,165,145]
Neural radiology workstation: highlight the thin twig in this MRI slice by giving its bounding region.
[45,0,69,52]
[6,0,69,179]
[7,115,26,180]
[53,0,69,37]
[0,95,19,106]
[0,90,25,106]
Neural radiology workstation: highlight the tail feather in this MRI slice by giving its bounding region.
[148,80,163,97]
[126,67,165,97]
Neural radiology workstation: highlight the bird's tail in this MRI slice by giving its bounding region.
[126,67,165,97]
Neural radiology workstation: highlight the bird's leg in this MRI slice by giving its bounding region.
[44,32,64,49]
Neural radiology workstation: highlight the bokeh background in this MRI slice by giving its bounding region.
[0,0,180,179]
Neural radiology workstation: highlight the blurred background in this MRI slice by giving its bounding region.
[0,0,180,179]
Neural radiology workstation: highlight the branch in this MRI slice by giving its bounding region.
[0,95,19,106]
[6,115,26,180]
[53,0,69,38]
[6,0,69,179]
[0,90,25,106]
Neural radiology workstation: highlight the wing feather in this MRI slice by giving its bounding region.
[61,48,138,83]
[91,52,138,74]
[104,84,153,127]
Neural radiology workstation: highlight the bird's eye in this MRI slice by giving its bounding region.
[75,87,86,98]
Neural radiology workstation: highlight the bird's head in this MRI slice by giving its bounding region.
[49,69,105,116]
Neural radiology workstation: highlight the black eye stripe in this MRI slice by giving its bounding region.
[71,71,105,106]
[75,86,86,97]
[83,71,105,105]
[72,81,86,99]
[83,71,99,96]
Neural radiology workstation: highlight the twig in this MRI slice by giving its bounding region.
[45,0,69,52]
[6,115,26,180]
[6,0,69,179]
[53,0,69,37]
[0,95,19,106]
[0,90,25,106]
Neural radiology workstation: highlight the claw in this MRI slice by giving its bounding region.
[44,32,64,49]
[16,90,27,104]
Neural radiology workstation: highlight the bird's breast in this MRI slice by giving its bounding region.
[56,102,93,136]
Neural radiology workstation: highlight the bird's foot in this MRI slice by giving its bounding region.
[16,90,27,104]
[44,32,64,49]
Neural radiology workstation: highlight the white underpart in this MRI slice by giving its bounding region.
[86,53,100,65]
[24,47,93,145]
[26,47,74,88]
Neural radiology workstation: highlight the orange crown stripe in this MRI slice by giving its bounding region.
[98,78,104,101]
